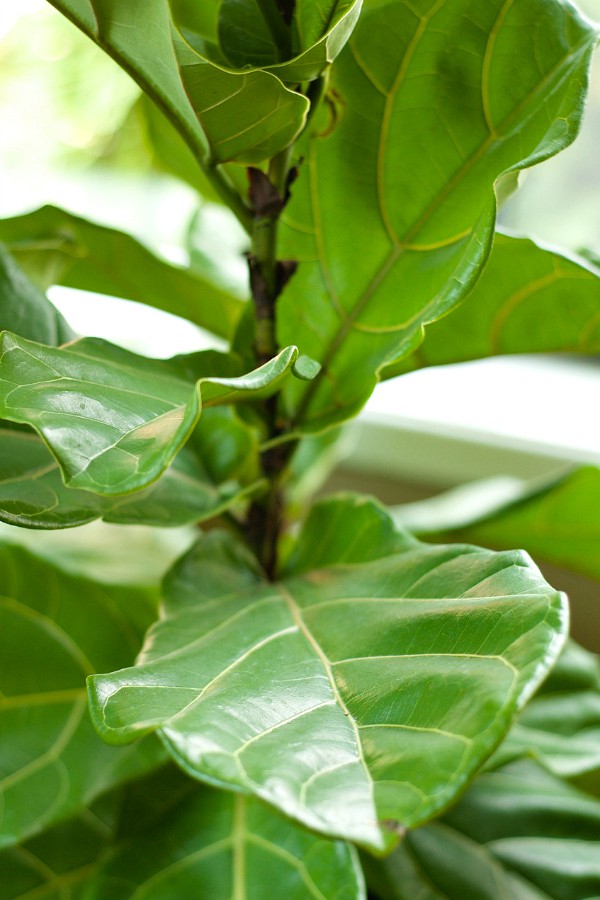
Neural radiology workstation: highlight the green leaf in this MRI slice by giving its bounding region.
[47,0,309,164]
[87,495,566,851]
[0,244,74,346]
[296,0,343,47]
[0,427,263,530]
[0,334,306,495]
[0,799,119,899]
[385,233,600,376]
[496,641,600,791]
[218,0,279,68]
[132,94,222,197]
[267,0,363,84]
[277,0,598,431]
[0,542,164,847]
[0,766,365,899]
[0,206,244,341]
[365,759,600,900]
[183,0,362,83]
[416,467,600,584]
[89,773,366,899]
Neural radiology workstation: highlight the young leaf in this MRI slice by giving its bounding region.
[218,0,280,68]
[365,760,600,899]
[88,495,566,851]
[296,0,343,47]
[0,206,244,340]
[384,233,600,376]
[47,0,309,165]
[278,0,598,431]
[184,0,362,83]
[0,427,263,530]
[0,335,308,495]
[0,542,164,847]
[0,244,74,346]
[266,0,363,84]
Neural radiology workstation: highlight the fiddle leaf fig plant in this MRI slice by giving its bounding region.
[1,1,599,897]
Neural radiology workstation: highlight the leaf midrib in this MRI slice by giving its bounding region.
[292,7,593,426]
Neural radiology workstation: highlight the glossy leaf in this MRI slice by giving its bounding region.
[0,206,244,340]
[47,0,309,164]
[0,427,262,529]
[0,542,164,847]
[277,0,598,431]
[0,334,308,495]
[0,244,74,346]
[365,759,600,900]
[88,495,566,851]
[415,467,600,584]
[387,233,600,376]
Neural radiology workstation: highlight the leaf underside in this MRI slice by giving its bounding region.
[389,233,600,376]
[278,0,597,430]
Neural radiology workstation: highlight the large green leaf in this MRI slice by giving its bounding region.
[0,244,73,346]
[0,426,262,529]
[46,0,309,165]
[386,233,600,375]
[0,542,164,847]
[89,772,366,899]
[0,334,309,495]
[88,495,566,851]
[407,468,600,584]
[277,0,598,431]
[365,759,600,900]
[0,767,365,899]
[0,206,244,340]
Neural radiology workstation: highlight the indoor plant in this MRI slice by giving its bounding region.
[1,1,600,897]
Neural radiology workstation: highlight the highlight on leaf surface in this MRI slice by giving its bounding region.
[0,334,311,496]
[87,495,567,852]
[0,426,263,530]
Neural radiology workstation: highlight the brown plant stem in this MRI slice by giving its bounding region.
[244,148,297,578]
